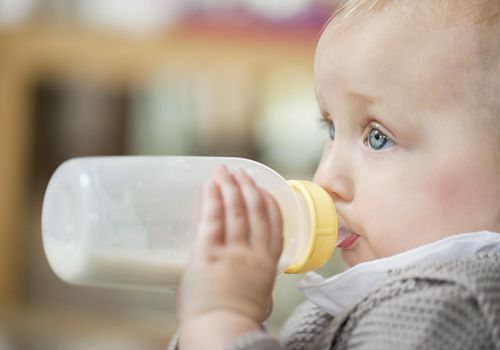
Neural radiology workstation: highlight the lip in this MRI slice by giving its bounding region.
[336,225,360,250]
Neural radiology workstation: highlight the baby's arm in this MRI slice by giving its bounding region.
[176,166,283,350]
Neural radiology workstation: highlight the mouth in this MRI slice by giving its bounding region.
[336,224,360,250]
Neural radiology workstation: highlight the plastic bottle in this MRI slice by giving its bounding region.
[42,156,340,291]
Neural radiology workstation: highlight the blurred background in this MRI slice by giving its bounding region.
[0,1,346,349]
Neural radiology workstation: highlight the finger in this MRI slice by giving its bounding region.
[233,169,271,250]
[213,166,248,245]
[195,179,224,251]
[264,193,283,260]
[264,297,274,320]
[233,168,256,186]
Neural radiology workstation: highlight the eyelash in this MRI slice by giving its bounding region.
[318,117,331,130]
[358,119,372,134]
[318,116,395,150]
[318,117,334,142]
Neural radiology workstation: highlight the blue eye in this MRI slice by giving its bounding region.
[328,120,335,140]
[367,128,394,150]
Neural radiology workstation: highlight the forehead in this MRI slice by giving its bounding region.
[314,8,479,113]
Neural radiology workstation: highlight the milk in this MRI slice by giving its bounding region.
[44,239,186,290]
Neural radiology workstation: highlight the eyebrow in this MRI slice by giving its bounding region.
[348,91,380,105]
[316,89,380,119]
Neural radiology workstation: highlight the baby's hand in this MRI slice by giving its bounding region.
[177,165,283,329]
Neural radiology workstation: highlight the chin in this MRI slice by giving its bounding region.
[340,246,378,267]
[341,250,363,267]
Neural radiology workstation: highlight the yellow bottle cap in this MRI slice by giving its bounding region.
[285,180,338,274]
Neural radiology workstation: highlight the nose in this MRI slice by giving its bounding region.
[313,145,354,203]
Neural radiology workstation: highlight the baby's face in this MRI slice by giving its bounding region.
[314,11,500,266]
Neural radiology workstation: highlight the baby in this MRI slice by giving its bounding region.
[172,0,500,349]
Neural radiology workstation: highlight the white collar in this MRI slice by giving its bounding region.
[298,231,500,316]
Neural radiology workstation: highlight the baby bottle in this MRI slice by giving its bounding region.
[42,156,340,291]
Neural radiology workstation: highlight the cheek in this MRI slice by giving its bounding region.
[356,160,493,258]
[353,164,466,257]
[354,172,419,257]
[425,167,463,211]
[420,160,492,232]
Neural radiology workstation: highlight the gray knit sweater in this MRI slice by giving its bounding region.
[170,253,500,350]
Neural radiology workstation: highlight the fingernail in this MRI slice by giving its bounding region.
[234,168,246,176]
[232,168,244,180]
[213,165,227,177]
[236,168,256,186]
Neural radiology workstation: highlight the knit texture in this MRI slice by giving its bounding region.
[279,301,333,350]
[167,253,500,350]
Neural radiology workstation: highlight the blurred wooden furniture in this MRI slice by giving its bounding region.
[0,23,316,344]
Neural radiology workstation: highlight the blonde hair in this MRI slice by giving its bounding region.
[331,0,500,25]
